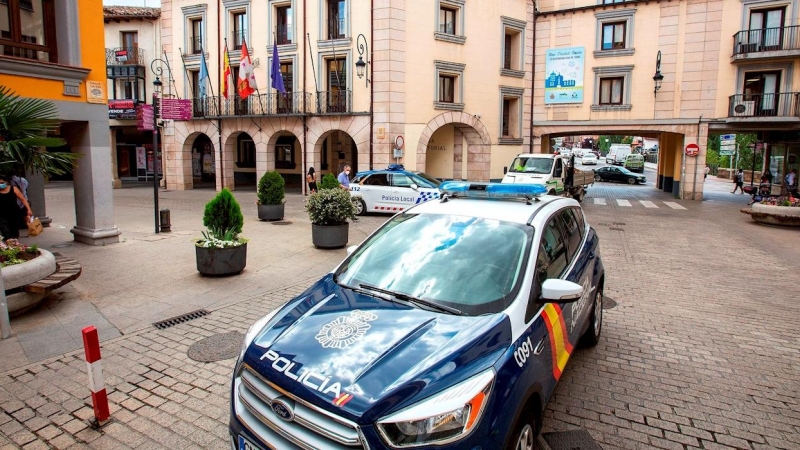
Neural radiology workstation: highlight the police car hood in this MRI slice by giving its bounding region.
[243,276,512,423]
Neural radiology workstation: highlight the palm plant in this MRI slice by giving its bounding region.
[0,86,79,176]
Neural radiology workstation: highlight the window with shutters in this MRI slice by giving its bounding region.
[434,0,465,44]
[499,87,523,144]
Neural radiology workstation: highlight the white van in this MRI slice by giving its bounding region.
[606,144,631,165]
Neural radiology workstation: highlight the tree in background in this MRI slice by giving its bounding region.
[598,135,632,155]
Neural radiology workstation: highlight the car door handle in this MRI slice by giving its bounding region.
[533,338,545,355]
[588,251,595,260]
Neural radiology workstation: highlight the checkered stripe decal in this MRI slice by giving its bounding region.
[415,191,441,204]
[376,206,405,211]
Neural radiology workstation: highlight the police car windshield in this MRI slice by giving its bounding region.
[412,172,442,188]
[336,213,531,316]
[510,157,553,174]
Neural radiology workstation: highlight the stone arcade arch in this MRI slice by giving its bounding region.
[416,112,492,181]
[183,132,215,189]
[306,116,371,178]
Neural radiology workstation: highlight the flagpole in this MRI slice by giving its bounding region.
[162,50,179,99]
[178,48,194,97]
[245,37,267,115]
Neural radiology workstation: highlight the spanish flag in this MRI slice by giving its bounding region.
[222,42,232,99]
[542,303,574,380]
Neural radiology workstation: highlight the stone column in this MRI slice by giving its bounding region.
[25,170,50,227]
[109,128,122,188]
[64,110,121,245]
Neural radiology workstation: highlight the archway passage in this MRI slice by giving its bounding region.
[227,131,256,189]
[312,130,358,188]
[271,131,303,192]
[190,133,216,189]
[417,112,492,181]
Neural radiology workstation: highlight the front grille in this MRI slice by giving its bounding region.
[236,365,366,449]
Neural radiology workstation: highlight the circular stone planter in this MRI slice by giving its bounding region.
[3,249,57,316]
[257,203,285,221]
[750,203,800,227]
[312,223,349,249]
[195,243,247,276]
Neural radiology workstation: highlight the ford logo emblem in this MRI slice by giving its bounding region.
[271,399,294,422]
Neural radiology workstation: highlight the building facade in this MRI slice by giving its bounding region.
[532,0,800,199]
[104,6,163,188]
[0,0,120,244]
[160,0,534,191]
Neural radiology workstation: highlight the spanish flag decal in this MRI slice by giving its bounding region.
[542,303,574,380]
[333,393,353,407]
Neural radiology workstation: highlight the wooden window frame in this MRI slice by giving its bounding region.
[599,76,624,105]
[439,6,457,35]
[439,74,456,103]
[0,0,57,63]
[602,22,626,50]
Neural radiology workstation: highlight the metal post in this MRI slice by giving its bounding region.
[1,267,11,339]
[152,91,160,234]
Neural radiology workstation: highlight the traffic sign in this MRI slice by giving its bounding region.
[720,151,735,156]
[720,134,736,141]
[720,139,736,146]
[720,144,736,151]
[685,143,700,157]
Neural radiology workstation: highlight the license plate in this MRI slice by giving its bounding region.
[239,435,266,450]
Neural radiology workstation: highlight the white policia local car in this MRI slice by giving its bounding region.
[349,164,442,215]
[230,182,606,450]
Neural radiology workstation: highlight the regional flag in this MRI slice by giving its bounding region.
[198,48,209,98]
[222,43,232,99]
[271,41,286,94]
[237,40,257,99]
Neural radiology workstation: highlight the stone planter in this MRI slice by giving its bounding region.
[195,243,247,276]
[311,223,349,249]
[258,203,284,221]
[3,249,57,315]
[750,203,800,227]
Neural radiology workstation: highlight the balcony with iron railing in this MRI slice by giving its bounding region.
[190,36,203,55]
[191,91,354,118]
[732,25,800,60]
[728,92,800,119]
[106,47,146,66]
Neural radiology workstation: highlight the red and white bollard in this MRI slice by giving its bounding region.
[81,326,110,423]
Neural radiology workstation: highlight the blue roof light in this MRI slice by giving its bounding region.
[439,181,548,199]
[387,164,406,171]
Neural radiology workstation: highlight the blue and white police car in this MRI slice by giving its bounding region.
[349,165,441,215]
[231,182,605,450]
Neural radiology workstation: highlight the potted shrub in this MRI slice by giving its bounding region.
[257,171,285,221]
[305,187,356,248]
[319,173,341,190]
[194,189,248,275]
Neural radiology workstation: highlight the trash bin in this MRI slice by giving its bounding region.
[159,209,172,232]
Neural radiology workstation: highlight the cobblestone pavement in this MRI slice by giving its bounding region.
[1,181,799,449]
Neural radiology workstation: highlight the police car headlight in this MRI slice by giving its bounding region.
[376,369,494,447]
[239,309,280,362]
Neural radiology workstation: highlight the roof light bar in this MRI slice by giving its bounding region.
[439,181,547,199]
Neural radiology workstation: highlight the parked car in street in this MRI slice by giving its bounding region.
[349,165,441,215]
[593,166,647,184]
[623,154,645,173]
[581,153,598,165]
[230,182,605,450]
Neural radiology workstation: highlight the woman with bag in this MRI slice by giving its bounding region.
[306,167,318,194]
[0,173,33,240]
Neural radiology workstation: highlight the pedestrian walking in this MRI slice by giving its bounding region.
[785,169,798,196]
[10,171,29,229]
[306,167,317,194]
[731,169,745,194]
[704,165,710,180]
[0,173,33,240]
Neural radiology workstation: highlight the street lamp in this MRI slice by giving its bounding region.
[653,50,664,98]
[150,59,165,234]
[355,33,369,87]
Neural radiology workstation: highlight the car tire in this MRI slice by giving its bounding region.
[355,198,367,216]
[594,175,602,182]
[627,177,636,185]
[580,288,603,347]
[505,410,538,450]
[573,190,585,203]
[548,189,557,196]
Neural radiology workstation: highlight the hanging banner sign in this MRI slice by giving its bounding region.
[544,47,584,105]
[137,104,154,131]
[108,100,137,119]
[115,49,129,62]
[161,98,193,120]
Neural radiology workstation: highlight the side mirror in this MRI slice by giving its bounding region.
[347,245,358,255]
[504,166,508,174]
[540,279,583,303]
[410,183,419,191]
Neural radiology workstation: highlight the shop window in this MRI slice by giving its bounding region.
[0,0,57,62]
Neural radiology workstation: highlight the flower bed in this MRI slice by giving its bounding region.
[750,197,800,227]
[0,239,40,268]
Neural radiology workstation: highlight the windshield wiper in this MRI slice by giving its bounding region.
[358,284,463,316]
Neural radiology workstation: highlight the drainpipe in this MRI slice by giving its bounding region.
[528,0,536,154]
[217,0,224,190]
[369,0,374,170]
[302,0,307,194]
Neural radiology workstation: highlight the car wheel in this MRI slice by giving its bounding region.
[548,189,557,196]
[505,411,537,450]
[355,198,367,216]
[627,177,636,185]
[580,288,603,347]
[573,190,585,203]
[594,175,602,182]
